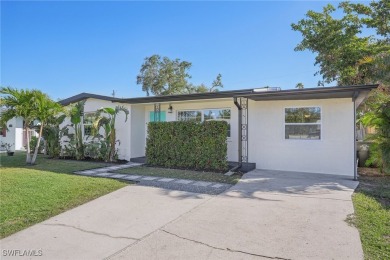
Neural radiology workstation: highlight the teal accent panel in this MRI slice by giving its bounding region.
[149,111,166,122]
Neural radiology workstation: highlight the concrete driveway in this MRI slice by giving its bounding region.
[1,170,362,260]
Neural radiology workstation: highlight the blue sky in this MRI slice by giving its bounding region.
[1,1,366,100]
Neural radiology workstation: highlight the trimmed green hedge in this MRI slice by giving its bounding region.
[146,121,228,172]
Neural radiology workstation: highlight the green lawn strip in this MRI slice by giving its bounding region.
[115,165,241,184]
[0,152,112,174]
[352,176,390,259]
[0,153,128,238]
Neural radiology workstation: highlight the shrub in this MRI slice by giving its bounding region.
[29,136,44,154]
[146,121,228,172]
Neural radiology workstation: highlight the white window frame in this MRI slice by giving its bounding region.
[284,106,322,141]
[176,108,232,138]
[82,112,96,137]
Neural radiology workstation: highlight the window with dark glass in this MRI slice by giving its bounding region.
[285,107,321,140]
[177,109,231,137]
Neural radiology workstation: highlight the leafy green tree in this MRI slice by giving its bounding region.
[92,106,129,162]
[183,74,224,94]
[137,55,223,95]
[137,55,192,96]
[0,87,38,164]
[291,1,390,86]
[295,83,304,89]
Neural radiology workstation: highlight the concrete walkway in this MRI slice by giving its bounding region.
[1,170,363,260]
[74,163,232,195]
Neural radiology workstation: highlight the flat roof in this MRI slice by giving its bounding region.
[242,84,378,101]
[59,84,378,106]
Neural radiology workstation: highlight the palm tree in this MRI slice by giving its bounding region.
[65,100,86,160]
[93,106,129,162]
[31,90,63,164]
[0,87,38,164]
[295,83,304,89]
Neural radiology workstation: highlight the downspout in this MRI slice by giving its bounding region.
[353,92,359,181]
[230,97,242,172]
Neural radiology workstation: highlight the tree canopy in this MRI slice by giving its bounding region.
[291,0,389,86]
[136,55,223,96]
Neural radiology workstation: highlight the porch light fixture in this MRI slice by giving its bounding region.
[168,104,173,113]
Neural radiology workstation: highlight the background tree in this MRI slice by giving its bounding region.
[136,55,192,96]
[137,55,223,95]
[295,83,304,89]
[291,1,389,86]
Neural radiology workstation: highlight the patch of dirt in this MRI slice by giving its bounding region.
[358,167,385,177]
[345,213,357,227]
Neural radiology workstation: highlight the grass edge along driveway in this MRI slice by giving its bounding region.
[352,172,390,260]
[0,153,128,238]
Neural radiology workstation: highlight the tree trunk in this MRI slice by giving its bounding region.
[25,124,32,164]
[31,123,44,164]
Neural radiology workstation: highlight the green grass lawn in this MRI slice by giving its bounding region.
[115,165,241,184]
[0,152,127,238]
[353,171,390,259]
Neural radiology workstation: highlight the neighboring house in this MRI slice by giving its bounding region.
[59,84,377,179]
[0,108,36,151]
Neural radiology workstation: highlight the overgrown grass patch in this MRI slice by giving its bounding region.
[353,173,390,259]
[116,165,241,184]
[0,152,127,238]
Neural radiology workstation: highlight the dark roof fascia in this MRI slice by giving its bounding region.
[120,89,255,104]
[59,93,123,106]
[59,84,379,106]
[238,84,379,101]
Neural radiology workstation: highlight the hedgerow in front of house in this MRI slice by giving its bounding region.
[146,121,228,172]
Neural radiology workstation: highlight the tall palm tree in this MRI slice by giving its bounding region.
[31,90,63,164]
[93,106,129,162]
[0,87,37,164]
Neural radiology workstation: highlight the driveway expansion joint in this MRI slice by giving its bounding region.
[160,229,291,260]
[43,223,139,241]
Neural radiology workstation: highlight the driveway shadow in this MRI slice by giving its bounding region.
[222,169,359,199]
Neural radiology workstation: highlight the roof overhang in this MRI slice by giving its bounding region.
[58,84,378,107]
[59,93,123,106]
[236,85,378,106]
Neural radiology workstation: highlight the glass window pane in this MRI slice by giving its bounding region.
[285,125,321,139]
[285,107,321,123]
[177,111,202,122]
[204,109,231,120]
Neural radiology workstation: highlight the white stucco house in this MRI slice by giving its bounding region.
[0,108,37,151]
[59,84,378,179]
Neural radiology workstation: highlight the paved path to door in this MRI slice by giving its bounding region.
[74,163,232,195]
[1,170,363,260]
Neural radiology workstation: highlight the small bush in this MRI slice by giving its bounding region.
[29,136,44,154]
[146,121,228,172]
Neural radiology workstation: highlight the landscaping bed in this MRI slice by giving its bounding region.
[0,152,127,238]
[115,165,241,184]
[352,168,390,259]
